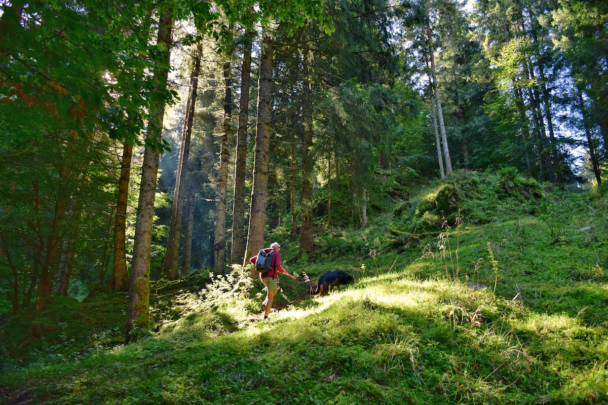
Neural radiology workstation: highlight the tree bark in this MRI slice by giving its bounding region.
[525,7,561,184]
[230,35,252,266]
[578,88,602,185]
[524,58,554,182]
[327,152,332,227]
[163,43,202,280]
[361,188,367,228]
[244,31,274,276]
[181,187,195,275]
[290,145,298,239]
[99,208,115,284]
[427,26,452,174]
[126,10,173,342]
[0,233,20,314]
[299,52,314,255]
[37,129,77,310]
[110,142,133,291]
[431,94,445,178]
[214,56,232,274]
[513,82,535,175]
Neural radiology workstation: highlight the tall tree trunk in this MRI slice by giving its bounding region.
[23,245,40,309]
[37,130,77,310]
[513,83,535,174]
[214,56,232,274]
[525,7,561,184]
[110,8,153,291]
[327,152,332,227]
[0,233,20,314]
[111,142,133,291]
[54,240,70,295]
[290,145,298,239]
[431,94,445,178]
[427,26,452,174]
[578,88,602,185]
[99,208,115,284]
[181,187,195,275]
[522,80,546,178]
[361,189,367,228]
[230,35,252,265]
[244,30,274,276]
[299,52,314,255]
[525,58,554,181]
[24,181,43,309]
[163,44,202,280]
[126,10,173,342]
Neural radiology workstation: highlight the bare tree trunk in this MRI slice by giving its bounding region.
[361,188,367,228]
[327,152,332,227]
[54,240,70,295]
[513,82,535,174]
[244,30,274,276]
[126,11,173,342]
[230,35,252,265]
[37,130,77,310]
[427,26,452,174]
[299,52,314,255]
[99,208,115,284]
[290,145,298,239]
[0,233,19,314]
[163,44,202,280]
[23,245,40,309]
[524,59,554,182]
[181,187,195,275]
[112,9,152,290]
[214,56,232,274]
[525,7,561,184]
[431,94,445,178]
[110,142,133,291]
[578,88,602,185]
[24,181,42,309]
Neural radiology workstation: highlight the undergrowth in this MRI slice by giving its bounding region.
[1,171,607,404]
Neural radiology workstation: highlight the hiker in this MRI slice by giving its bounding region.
[249,242,295,319]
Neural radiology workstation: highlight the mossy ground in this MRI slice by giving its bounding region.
[1,171,607,404]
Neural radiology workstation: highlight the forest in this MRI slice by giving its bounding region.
[0,0,607,403]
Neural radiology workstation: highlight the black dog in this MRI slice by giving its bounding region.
[312,270,355,296]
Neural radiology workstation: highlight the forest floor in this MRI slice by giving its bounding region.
[1,171,607,404]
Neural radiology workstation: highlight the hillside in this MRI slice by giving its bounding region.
[1,171,607,404]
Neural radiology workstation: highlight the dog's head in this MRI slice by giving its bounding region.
[345,274,355,284]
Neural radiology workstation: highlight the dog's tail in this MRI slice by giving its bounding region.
[311,281,325,297]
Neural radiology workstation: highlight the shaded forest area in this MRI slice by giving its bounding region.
[1,0,607,402]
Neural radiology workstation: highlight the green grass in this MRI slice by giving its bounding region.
[2,172,607,404]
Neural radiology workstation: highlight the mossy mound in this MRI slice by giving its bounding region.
[495,167,543,200]
[414,183,461,229]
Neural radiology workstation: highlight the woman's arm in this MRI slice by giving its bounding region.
[277,265,295,279]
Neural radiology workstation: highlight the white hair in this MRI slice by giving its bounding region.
[270,242,281,249]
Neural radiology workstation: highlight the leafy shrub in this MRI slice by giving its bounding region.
[316,233,367,258]
[495,167,542,200]
[412,183,461,229]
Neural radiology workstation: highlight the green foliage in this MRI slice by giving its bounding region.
[2,172,608,404]
[495,167,543,201]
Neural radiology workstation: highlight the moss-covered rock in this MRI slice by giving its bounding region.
[495,167,542,200]
[435,184,460,215]
[412,183,461,229]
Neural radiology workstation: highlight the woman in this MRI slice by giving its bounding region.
[250,242,295,319]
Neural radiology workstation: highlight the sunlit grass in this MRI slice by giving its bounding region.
[3,177,608,404]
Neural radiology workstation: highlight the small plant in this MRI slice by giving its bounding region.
[487,242,499,296]
[369,249,379,276]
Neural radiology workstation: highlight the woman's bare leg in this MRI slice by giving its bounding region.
[264,290,277,318]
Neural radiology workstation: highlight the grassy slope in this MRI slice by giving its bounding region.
[1,172,607,404]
